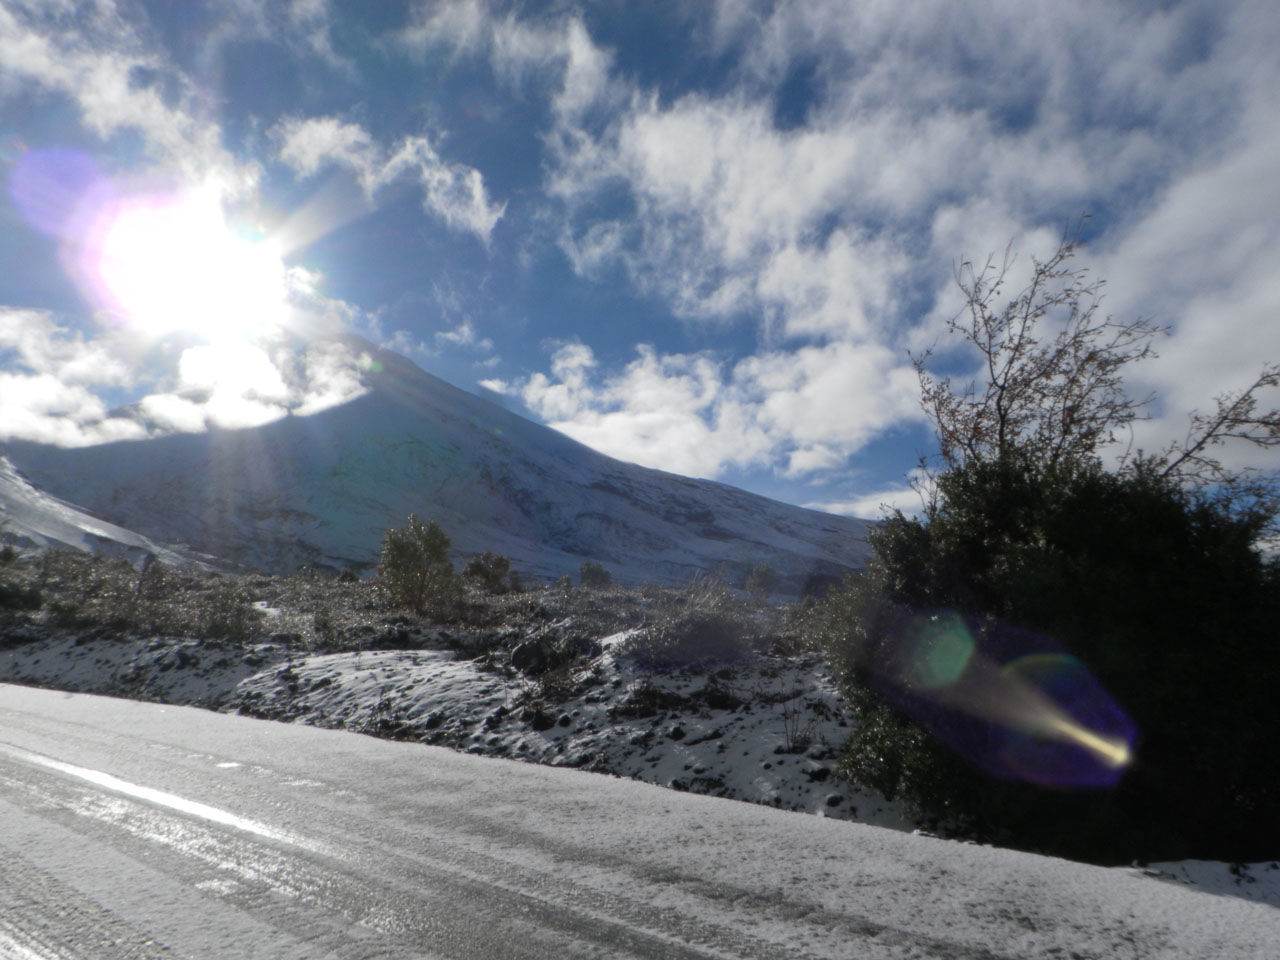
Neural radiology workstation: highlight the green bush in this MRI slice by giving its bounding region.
[821,450,1280,863]
[0,580,42,610]
[578,560,612,588]
[377,515,459,614]
[744,564,776,602]
[196,583,263,641]
[462,552,521,594]
[621,576,761,670]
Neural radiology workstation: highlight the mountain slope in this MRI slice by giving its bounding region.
[2,336,872,589]
[0,456,206,569]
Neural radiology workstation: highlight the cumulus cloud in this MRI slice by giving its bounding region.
[0,308,372,444]
[0,310,131,387]
[0,0,256,193]
[274,116,506,243]
[0,309,143,445]
[808,469,935,520]
[491,341,762,477]
[439,0,1280,483]
[491,339,921,479]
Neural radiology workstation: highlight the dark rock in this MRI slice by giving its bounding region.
[523,707,556,731]
[376,626,414,649]
[510,639,551,674]
[700,686,743,711]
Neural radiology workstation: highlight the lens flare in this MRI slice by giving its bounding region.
[902,613,975,689]
[8,148,289,344]
[87,183,288,341]
[874,611,1137,789]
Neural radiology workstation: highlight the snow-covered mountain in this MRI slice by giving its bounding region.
[0,456,208,569]
[2,336,872,590]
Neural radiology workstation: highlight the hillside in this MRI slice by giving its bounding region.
[2,335,871,591]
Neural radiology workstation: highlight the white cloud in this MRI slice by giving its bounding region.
[435,318,493,352]
[291,338,370,416]
[399,0,491,58]
[496,341,764,477]
[464,0,1280,481]
[135,392,207,434]
[286,0,350,70]
[0,1,256,193]
[401,2,620,125]
[735,342,922,476]
[0,309,146,445]
[808,469,935,520]
[275,116,377,180]
[494,339,921,480]
[273,116,506,243]
[0,307,371,444]
[0,310,131,387]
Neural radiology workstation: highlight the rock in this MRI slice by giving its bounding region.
[375,626,414,649]
[510,639,551,674]
[700,686,743,711]
[566,635,604,659]
[523,707,556,731]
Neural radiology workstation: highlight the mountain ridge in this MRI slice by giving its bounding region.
[2,335,873,592]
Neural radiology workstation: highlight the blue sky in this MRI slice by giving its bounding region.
[1,0,1277,518]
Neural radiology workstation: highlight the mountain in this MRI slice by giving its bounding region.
[2,336,872,592]
[0,456,208,569]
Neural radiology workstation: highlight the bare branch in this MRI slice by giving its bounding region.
[1158,364,1280,486]
[916,223,1167,474]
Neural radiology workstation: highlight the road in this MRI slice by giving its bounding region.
[1,683,1276,959]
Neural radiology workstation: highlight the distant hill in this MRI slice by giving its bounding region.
[2,336,872,592]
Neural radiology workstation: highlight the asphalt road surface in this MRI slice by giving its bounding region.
[1,683,1276,959]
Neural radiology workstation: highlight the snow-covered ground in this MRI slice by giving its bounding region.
[3,628,1277,913]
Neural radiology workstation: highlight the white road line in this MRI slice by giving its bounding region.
[0,741,311,850]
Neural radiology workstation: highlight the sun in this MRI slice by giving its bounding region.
[84,182,288,342]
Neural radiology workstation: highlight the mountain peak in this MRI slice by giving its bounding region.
[3,340,872,591]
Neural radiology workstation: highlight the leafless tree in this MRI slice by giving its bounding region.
[1153,364,1280,532]
[913,224,1280,532]
[914,225,1164,472]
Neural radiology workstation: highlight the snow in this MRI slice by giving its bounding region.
[5,681,1280,959]
[0,457,205,569]
[2,335,872,590]
[4,630,1278,917]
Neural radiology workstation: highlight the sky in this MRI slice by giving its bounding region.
[0,0,1277,519]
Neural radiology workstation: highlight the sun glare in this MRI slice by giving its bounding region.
[85,184,287,342]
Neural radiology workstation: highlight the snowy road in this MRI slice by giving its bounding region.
[0,684,1276,959]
